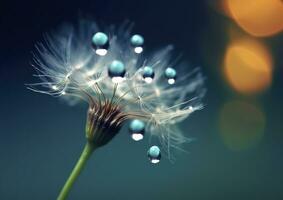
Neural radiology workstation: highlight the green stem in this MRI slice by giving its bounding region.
[57,142,96,200]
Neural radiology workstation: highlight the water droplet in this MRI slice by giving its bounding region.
[92,32,109,56]
[129,119,145,141]
[142,66,154,83]
[131,34,144,54]
[147,146,161,164]
[165,67,177,84]
[131,34,144,46]
[108,60,126,83]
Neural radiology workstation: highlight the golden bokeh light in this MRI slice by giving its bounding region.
[219,101,265,151]
[227,0,283,37]
[224,38,272,94]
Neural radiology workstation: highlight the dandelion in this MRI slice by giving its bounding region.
[28,20,205,200]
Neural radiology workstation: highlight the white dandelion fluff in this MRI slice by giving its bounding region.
[28,20,206,158]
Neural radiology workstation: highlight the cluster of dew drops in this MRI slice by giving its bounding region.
[92,32,178,164]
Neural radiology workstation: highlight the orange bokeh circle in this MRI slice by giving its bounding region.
[224,39,272,94]
[227,0,283,37]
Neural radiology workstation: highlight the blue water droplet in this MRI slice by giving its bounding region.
[165,67,177,84]
[130,34,144,46]
[129,119,145,141]
[142,66,155,83]
[92,32,108,46]
[147,146,161,164]
[108,60,125,77]
[92,32,109,56]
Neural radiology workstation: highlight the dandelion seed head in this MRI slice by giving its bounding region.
[28,20,206,158]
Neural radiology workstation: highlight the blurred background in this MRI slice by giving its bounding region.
[0,0,283,199]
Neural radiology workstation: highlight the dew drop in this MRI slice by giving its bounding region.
[165,67,177,84]
[142,66,154,83]
[108,60,126,83]
[131,34,144,46]
[92,32,109,56]
[147,146,161,164]
[129,119,145,141]
[131,34,144,54]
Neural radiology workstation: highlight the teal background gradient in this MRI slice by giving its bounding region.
[0,0,283,199]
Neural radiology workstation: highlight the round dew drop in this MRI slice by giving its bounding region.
[130,34,144,54]
[129,119,145,141]
[131,34,144,46]
[147,146,161,164]
[92,32,109,56]
[92,32,108,46]
[165,67,177,84]
[142,66,155,83]
[108,60,126,83]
